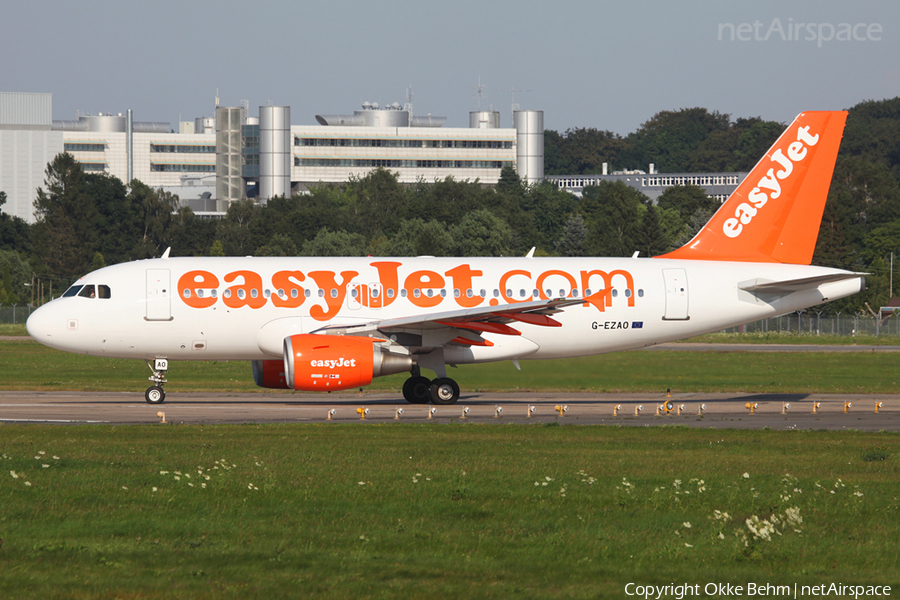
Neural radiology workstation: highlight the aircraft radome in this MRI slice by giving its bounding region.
[27,111,864,405]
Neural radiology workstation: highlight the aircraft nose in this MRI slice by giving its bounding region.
[26,304,56,342]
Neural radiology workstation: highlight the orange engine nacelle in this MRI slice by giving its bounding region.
[252,360,290,389]
[283,334,412,392]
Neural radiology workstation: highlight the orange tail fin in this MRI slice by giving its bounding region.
[659,110,847,264]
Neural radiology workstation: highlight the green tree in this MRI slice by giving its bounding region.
[383,219,454,257]
[555,213,586,257]
[450,210,512,257]
[208,240,226,257]
[90,252,106,271]
[0,250,31,304]
[168,208,217,257]
[656,184,720,223]
[301,228,367,257]
[581,181,648,256]
[32,153,98,278]
[217,200,258,256]
[624,108,731,173]
[840,97,900,184]
[130,182,178,259]
[87,173,133,264]
[635,204,669,257]
[256,233,300,257]
[0,191,33,255]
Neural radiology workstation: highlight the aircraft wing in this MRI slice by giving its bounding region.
[311,296,586,348]
[738,272,867,294]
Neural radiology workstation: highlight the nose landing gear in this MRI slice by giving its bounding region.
[145,358,168,404]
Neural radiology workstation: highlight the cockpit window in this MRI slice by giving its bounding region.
[98,285,111,299]
[63,285,83,298]
[77,285,96,298]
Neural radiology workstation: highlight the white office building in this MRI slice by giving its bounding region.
[1,92,542,222]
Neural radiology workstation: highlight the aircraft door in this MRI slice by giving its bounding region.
[662,268,689,320]
[369,283,383,309]
[146,269,173,321]
[347,283,383,310]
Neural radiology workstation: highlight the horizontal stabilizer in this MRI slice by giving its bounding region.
[738,272,866,294]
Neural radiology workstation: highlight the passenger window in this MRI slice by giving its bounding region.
[64,285,83,298]
[78,285,96,298]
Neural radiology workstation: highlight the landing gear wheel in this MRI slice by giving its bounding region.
[429,378,460,405]
[145,385,166,404]
[402,376,432,404]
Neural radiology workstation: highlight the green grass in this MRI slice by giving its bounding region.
[0,324,27,336]
[2,339,899,394]
[0,425,898,599]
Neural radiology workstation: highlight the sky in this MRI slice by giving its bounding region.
[2,0,899,135]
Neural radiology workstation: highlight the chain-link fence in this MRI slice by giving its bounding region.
[719,313,900,337]
[0,304,36,325]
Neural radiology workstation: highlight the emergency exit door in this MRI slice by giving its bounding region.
[146,269,172,321]
[662,268,689,320]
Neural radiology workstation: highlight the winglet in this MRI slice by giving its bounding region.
[161,247,171,259]
[658,111,847,265]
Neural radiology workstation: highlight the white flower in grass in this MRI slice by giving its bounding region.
[718,532,725,540]
[24,481,31,487]
[683,522,691,529]
[159,471,169,475]
[52,456,59,460]
[743,472,750,479]
[42,464,49,469]
[684,543,693,548]
[10,471,18,479]
[152,487,158,492]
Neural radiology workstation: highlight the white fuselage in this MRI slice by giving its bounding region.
[26,256,863,364]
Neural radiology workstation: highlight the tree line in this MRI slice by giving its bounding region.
[1,98,898,316]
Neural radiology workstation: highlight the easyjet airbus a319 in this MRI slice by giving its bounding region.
[27,111,864,405]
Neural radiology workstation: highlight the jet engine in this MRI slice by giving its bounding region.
[282,334,412,391]
[252,359,290,389]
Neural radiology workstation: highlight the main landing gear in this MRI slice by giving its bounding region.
[402,367,460,405]
[145,358,168,404]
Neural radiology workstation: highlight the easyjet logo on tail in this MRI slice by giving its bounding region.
[722,124,820,239]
